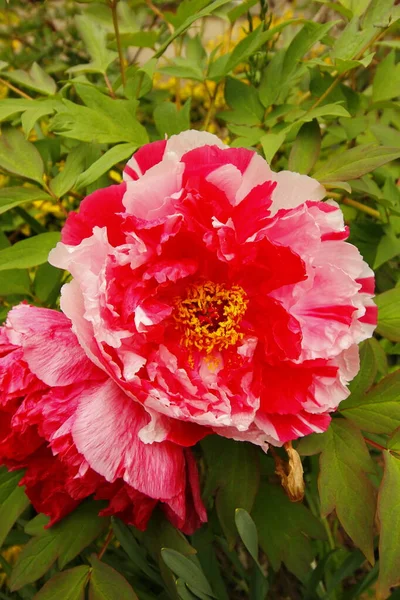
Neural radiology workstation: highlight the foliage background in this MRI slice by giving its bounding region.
[0,0,400,598]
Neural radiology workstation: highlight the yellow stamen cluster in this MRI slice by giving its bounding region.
[174,281,248,356]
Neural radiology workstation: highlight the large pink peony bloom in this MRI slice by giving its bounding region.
[48,130,376,450]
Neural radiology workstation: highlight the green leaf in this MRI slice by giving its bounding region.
[109,31,159,50]
[89,555,139,600]
[282,21,336,80]
[258,50,285,108]
[252,482,326,580]
[348,339,378,399]
[0,128,44,184]
[235,509,262,572]
[376,452,400,598]
[154,100,191,138]
[21,100,59,137]
[112,518,161,583]
[0,98,34,122]
[224,77,264,126]
[363,0,397,29]
[373,227,400,269]
[0,468,22,503]
[298,103,351,123]
[50,144,88,197]
[338,0,372,16]
[0,187,51,216]
[25,514,50,536]
[67,15,118,75]
[313,144,400,183]
[0,232,61,271]
[227,0,258,23]
[373,50,400,103]
[299,419,376,563]
[160,58,204,81]
[375,287,400,341]
[288,120,321,174]
[33,566,90,600]
[75,143,135,190]
[51,99,148,145]
[340,370,400,434]
[260,131,286,163]
[0,268,31,296]
[229,20,303,77]
[154,0,233,60]
[10,534,60,590]
[0,480,30,548]
[3,62,57,96]
[56,502,109,569]
[331,17,374,62]
[201,436,260,547]
[161,549,214,598]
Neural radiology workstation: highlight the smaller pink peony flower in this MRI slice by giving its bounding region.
[0,306,205,532]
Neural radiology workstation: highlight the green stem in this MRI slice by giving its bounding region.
[13,206,46,234]
[109,0,126,88]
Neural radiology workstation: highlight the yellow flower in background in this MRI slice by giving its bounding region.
[0,84,8,99]
[32,200,65,220]
[109,169,122,183]
[0,546,23,587]
[0,174,9,188]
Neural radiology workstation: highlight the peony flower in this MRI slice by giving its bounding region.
[0,307,205,532]
[49,130,376,450]
[1,130,376,531]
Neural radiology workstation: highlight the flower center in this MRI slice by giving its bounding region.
[174,281,248,355]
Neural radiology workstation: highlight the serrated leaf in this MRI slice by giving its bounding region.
[288,120,321,174]
[340,370,400,434]
[313,144,400,183]
[252,482,326,580]
[0,128,44,184]
[301,420,376,563]
[162,549,215,598]
[201,436,260,547]
[299,103,350,123]
[67,15,118,75]
[376,452,400,598]
[0,232,60,271]
[33,565,90,600]
[89,555,139,600]
[3,62,56,96]
[331,17,374,62]
[375,288,400,341]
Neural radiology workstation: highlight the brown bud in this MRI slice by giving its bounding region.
[273,441,305,502]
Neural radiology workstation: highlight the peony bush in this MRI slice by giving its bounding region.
[0,1,400,599]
